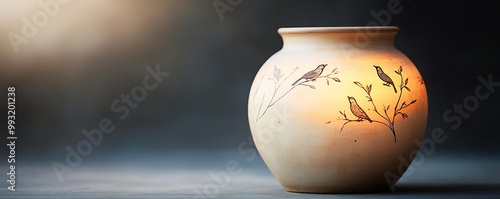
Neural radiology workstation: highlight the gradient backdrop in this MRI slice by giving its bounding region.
[0,0,499,197]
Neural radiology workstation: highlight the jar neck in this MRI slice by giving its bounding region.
[279,27,398,51]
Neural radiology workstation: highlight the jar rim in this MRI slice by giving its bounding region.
[278,26,400,34]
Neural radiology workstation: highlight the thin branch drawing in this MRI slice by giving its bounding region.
[338,109,391,134]
[337,65,416,143]
[255,64,341,122]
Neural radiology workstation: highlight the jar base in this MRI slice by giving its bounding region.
[283,183,392,194]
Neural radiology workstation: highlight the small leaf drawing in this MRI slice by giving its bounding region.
[274,66,281,80]
[326,79,330,85]
[309,85,316,89]
[354,81,363,88]
[401,113,408,119]
[332,77,341,82]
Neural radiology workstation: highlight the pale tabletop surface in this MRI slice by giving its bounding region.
[2,152,499,199]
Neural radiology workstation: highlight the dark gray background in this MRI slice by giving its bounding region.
[0,0,499,196]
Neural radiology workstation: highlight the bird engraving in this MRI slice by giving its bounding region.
[348,96,372,122]
[292,64,327,86]
[374,65,397,93]
[337,65,417,143]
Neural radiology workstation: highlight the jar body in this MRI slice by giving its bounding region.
[248,27,428,193]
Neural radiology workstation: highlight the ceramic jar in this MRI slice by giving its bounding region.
[248,26,428,193]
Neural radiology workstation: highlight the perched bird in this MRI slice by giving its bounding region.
[292,64,327,86]
[348,96,372,122]
[374,65,397,93]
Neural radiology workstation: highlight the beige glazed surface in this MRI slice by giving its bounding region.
[248,27,428,193]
